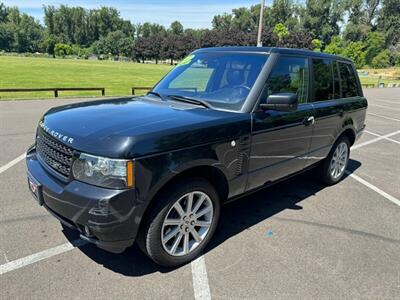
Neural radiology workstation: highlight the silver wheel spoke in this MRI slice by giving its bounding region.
[170,232,183,255]
[192,194,205,213]
[186,192,194,213]
[174,202,185,217]
[190,228,202,243]
[335,166,340,177]
[183,233,189,254]
[194,220,211,227]
[196,205,212,218]
[163,227,179,243]
[164,218,181,226]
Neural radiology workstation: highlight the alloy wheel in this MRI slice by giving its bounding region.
[161,191,214,256]
[330,142,348,179]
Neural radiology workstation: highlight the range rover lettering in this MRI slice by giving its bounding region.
[26,47,367,267]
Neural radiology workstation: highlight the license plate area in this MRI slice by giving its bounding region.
[27,173,44,206]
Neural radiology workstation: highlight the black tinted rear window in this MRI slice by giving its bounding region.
[312,59,334,101]
[338,62,360,98]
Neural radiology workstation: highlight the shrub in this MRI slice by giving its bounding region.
[324,36,343,55]
[54,43,73,57]
[342,41,366,69]
[273,23,289,41]
[371,50,391,68]
[311,39,322,52]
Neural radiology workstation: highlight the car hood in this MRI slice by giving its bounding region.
[39,97,250,158]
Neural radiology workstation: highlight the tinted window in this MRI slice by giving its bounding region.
[333,61,341,99]
[154,52,268,111]
[312,59,334,101]
[338,62,359,98]
[265,56,309,103]
[169,67,214,92]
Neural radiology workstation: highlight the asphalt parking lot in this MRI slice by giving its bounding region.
[1,89,399,299]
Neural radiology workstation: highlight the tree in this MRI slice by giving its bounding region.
[0,23,14,51]
[41,34,60,56]
[212,13,233,30]
[301,0,344,45]
[170,21,184,35]
[270,0,298,30]
[92,30,133,57]
[364,31,385,65]
[141,22,166,37]
[0,7,43,52]
[0,2,8,22]
[377,0,400,46]
[371,50,390,68]
[342,0,381,41]
[43,5,134,47]
[342,41,367,68]
[231,7,256,31]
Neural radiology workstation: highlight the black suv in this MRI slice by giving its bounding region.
[26,47,367,267]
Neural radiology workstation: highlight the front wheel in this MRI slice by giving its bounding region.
[139,178,220,267]
[318,136,350,185]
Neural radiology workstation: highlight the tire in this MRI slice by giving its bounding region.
[138,177,220,267]
[318,136,350,185]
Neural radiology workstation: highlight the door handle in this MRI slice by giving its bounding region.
[303,116,315,126]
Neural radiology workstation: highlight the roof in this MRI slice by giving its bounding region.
[195,46,352,63]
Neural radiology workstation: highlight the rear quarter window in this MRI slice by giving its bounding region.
[338,62,360,98]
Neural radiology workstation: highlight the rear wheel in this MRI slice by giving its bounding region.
[139,178,220,267]
[318,136,350,185]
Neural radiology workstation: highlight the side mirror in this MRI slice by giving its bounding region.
[260,92,298,112]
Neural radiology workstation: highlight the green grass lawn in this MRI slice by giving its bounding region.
[0,56,172,100]
[1,56,399,100]
[358,67,400,87]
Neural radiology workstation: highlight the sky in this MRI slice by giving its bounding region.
[3,0,273,29]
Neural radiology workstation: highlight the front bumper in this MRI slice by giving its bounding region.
[26,146,143,253]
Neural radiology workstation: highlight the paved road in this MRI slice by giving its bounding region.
[0,90,399,299]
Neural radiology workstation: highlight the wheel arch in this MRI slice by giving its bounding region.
[338,127,356,146]
[136,164,229,237]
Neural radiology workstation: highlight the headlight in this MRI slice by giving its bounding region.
[72,153,134,189]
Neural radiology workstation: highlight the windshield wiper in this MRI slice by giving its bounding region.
[166,95,210,108]
[147,91,166,101]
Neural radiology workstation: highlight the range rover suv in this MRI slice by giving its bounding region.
[26,47,367,267]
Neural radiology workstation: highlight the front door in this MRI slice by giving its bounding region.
[246,55,314,191]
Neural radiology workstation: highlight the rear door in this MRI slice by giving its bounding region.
[246,55,314,191]
[307,59,346,165]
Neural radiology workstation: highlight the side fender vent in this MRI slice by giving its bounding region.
[235,135,250,175]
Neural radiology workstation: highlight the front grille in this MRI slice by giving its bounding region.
[36,129,74,177]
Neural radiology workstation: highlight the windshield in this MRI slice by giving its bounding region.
[152,52,269,111]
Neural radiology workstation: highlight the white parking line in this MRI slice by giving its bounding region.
[0,240,85,275]
[368,113,400,122]
[374,99,400,105]
[346,171,400,207]
[1,109,398,296]
[365,130,400,145]
[369,104,400,111]
[191,255,211,300]
[352,130,400,150]
[0,153,26,174]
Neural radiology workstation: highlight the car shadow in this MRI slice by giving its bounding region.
[62,159,361,276]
